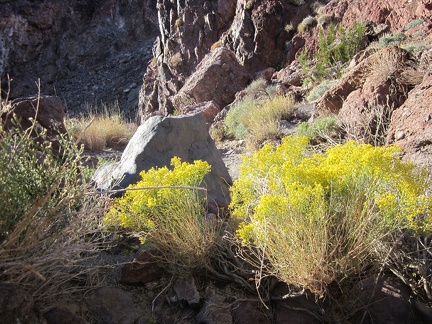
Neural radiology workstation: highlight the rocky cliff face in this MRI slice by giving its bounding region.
[138,0,318,122]
[0,0,158,116]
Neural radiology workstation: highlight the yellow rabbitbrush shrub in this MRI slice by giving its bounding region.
[105,157,219,271]
[230,136,432,297]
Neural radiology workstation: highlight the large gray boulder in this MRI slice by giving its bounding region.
[93,113,232,212]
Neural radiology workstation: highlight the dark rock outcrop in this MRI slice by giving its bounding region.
[0,0,158,116]
[138,0,314,121]
[138,0,237,120]
[93,113,232,211]
[2,95,66,136]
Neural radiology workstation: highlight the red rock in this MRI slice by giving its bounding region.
[387,71,432,165]
[172,47,250,112]
[180,101,221,124]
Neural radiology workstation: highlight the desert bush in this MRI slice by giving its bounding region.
[169,52,183,67]
[0,102,113,307]
[295,116,340,145]
[175,18,184,27]
[284,23,294,33]
[310,1,324,14]
[224,94,295,149]
[404,18,424,31]
[306,79,337,102]
[67,101,136,151]
[378,32,407,47]
[317,14,332,26]
[230,137,432,297]
[105,157,220,271]
[300,22,366,82]
[297,16,316,32]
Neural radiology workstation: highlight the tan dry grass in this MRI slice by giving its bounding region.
[67,103,136,151]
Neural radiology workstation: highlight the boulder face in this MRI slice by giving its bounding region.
[387,72,432,166]
[324,0,432,32]
[2,96,67,136]
[93,113,232,211]
[0,0,158,116]
[172,47,250,116]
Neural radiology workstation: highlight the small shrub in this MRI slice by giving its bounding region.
[224,95,296,149]
[317,14,332,26]
[402,42,428,54]
[306,79,337,102]
[245,0,255,9]
[169,52,183,67]
[297,16,316,32]
[0,103,113,307]
[175,18,184,27]
[105,157,219,271]
[379,32,407,47]
[404,18,424,31]
[242,78,268,99]
[310,1,324,14]
[295,116,340,144]
[231,137,432,297]
[284,23,294,33]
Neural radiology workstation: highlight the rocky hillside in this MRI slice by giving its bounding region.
[137,0,432,164]
[0,0,158,117]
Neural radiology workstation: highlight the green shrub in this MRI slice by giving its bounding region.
[230,137,431,297]
[404,18,424,31]
[224,95,295,149]
[0,119,84,240]
[379,32,407,47]
[105,157,219,271]
[306,79,337,102]
[0,103,112,307]
[297,16,316,32]
[295,116,340,143]
[300,22,366,82]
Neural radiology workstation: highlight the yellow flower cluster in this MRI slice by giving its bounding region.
[232,136,432,243]
[105,157,211,237]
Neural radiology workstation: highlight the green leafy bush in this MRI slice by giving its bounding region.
[306,79,338,102]
[295,116,340,144]
[224,95,295,149]
[230,137,431,296]
[0,104,112,307]
[299,22,366,82]
[0,119,84,240]
[106,157,219,271]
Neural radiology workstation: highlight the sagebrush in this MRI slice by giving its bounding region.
[230,136,432,297]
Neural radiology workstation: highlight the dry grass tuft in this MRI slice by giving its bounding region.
[67,102,136,151]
